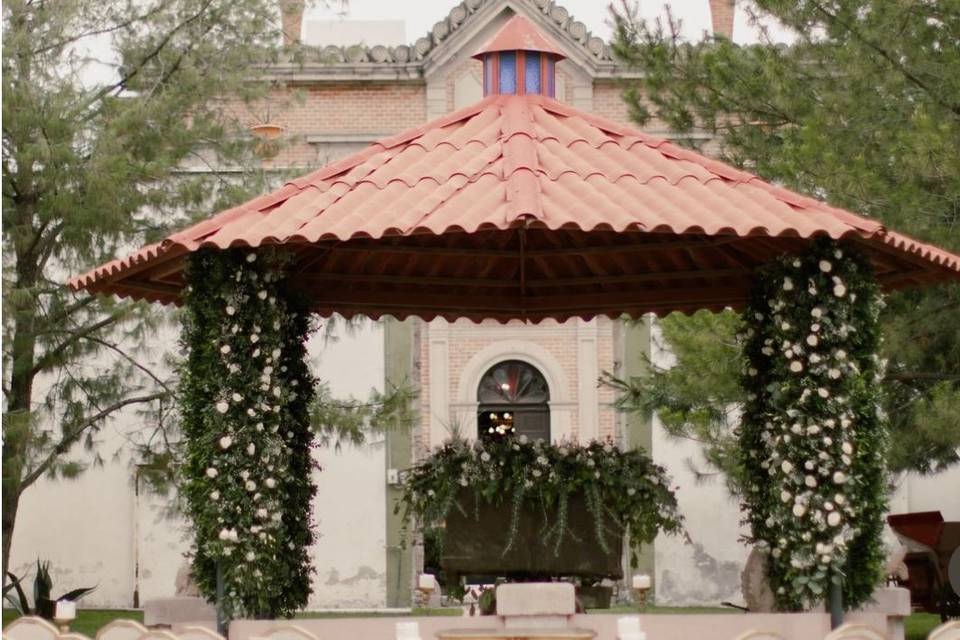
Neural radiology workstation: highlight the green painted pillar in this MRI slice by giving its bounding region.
[619,316,656,589]
[384,318,417,608]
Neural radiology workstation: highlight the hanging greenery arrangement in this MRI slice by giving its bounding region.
[738,238,888,611]
[399,436,683,567]
[179,248,316,619]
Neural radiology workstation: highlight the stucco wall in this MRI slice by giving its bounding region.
[8,321,388,609]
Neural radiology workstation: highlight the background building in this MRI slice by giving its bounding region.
[9,0,959,611]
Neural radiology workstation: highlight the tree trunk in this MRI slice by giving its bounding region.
[1,484,22,579]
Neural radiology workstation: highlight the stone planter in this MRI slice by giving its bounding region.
[441,490,623,584]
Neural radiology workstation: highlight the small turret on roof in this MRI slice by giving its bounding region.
[473,15,564,98]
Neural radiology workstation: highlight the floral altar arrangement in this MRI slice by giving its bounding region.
[399,436,684,567]
[738,238,888,611]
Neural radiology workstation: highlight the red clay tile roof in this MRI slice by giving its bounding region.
[473,15,565,59]
[70,93,960,322]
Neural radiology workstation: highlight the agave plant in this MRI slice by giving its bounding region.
[3,560,96,619]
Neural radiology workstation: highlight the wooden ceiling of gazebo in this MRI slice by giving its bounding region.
[70,19,960,322]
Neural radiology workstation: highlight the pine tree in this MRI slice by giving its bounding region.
[606,0,960,481]
[0,0,285,576]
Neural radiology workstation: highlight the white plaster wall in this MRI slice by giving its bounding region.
[307,320,387,608]
[9,319,388,610]
[647,317,960,606]
[651,411,750,606]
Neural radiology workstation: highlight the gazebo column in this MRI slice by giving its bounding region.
[738,239,888,618]
[178,248,317,619]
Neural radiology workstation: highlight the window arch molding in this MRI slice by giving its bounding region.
[450,340,573,443]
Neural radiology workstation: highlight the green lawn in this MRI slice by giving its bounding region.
[905,612,941,640]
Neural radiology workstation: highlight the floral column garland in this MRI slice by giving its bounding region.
[180,248,316,619]
[738,239,888,611]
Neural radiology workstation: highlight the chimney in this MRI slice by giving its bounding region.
[709,0,735,39]
[280,0,305,46]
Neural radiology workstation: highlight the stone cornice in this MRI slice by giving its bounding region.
[262,0,639,83]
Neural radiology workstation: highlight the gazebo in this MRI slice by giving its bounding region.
[71,14,960,638]
[71,16,959,316]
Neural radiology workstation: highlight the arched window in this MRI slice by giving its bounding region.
[477,360,550,442]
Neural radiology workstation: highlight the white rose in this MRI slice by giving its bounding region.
[246,253,257,263]
[792,259,802,268]
[250,334,259,343]
[783,278,794,291]
[818,388,830,398]
[805,475,818,488]
[807,334,819,346]
[257,290,268,300]
[793,504,806,517]
[835,494,846,505]
[245,480,257,492]
[480,452,491,462]
[206,467,218,478]
[790,361,803,373]
[780,490,792,503]
[220,344,231,354]
[246,552,256,562]
[229,529,239,542]
[841,442,853,455]
[216,401,229,414]
[247,443,256,456]
[819,260,833,273]
[827,512,842,527]
[834,284,846,297]
[232,392,242,402]
[812,307,824,319]
[257,508,268,518]
[781,460,794,473]
[781,322,791,331]
[226,306,236,316]
[219,436,232,449]
[833,472,847,484]
[828,368,842,379]
[265,478,276,488]
[219,529,230,541]
[836,349,847,360]
[210,491,220,501]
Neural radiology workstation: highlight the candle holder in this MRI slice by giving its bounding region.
[54,600,77,633]
[630,575,652,611]
[416,573,437,609]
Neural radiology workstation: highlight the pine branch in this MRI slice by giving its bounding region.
[19,390,169,489]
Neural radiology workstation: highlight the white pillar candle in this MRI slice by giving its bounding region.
[617,616,646,640]
[396,621,421,640]
[417,573,437,591]
[631,574,651,590]
[55,600,77,620]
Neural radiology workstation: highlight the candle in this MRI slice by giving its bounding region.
[417,573,437,591]
[631,574,651,590]
[617,616,646,640]
[396,621,421,640]
[55,600,77,620]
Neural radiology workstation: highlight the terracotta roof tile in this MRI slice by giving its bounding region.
[71,92,960,321]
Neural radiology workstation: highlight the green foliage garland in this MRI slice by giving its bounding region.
[400,437,683,568]
[179,248,316,619]
[738,239,888,611]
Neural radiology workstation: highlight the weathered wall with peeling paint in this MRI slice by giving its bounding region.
[9,322,389,610]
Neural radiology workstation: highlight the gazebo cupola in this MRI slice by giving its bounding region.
[473,15,565,98]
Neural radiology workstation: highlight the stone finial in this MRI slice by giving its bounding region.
[280,0,306,46]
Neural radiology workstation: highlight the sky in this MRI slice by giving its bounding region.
[303,0,793,45]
